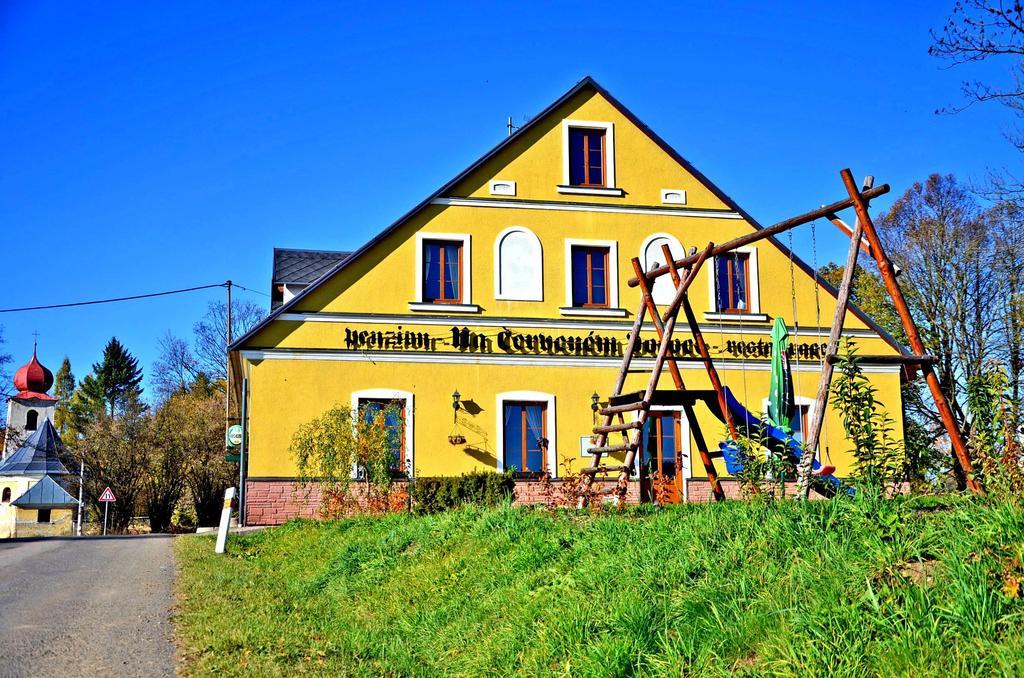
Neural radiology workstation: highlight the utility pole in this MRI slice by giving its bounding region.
[225,280,232,433]
[76,459,84,536]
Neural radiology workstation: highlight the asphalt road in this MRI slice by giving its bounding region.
[0,534,176,677]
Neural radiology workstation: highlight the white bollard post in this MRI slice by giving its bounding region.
[215,487,236,554]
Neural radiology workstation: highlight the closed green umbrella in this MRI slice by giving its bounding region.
[766,316,794,434]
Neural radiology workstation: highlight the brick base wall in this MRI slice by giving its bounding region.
[244,480,413,526]
[245,477,835,526]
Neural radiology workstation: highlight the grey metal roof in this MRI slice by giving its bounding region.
[0,420,70,476]
[272,248,351,285]
[12,474,78,509]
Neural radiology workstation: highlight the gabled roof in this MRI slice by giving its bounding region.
[230,76,903,353]
[0,420,70,476]
[12,474,78,509]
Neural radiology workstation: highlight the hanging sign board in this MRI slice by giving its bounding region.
[226,425,243,448]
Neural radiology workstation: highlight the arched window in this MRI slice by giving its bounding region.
[495,227,543,301]
[25,410,38,431]
[641,234,685,305]
[1,488,10,503]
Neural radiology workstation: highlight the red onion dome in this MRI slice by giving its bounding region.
[13,348,53,394]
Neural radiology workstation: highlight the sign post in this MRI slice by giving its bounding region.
[215,487,236,554]
[98,486,116,536]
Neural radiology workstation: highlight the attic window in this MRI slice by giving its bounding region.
[559,120,622,197]
[410,233,479,313]
[569,128,605,187]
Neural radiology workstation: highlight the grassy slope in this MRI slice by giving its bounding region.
[175,498,1024,676]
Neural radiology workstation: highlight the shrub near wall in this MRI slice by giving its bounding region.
[408,470,515,514]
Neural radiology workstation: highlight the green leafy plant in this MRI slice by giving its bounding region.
[728,423,784,498]
[966,364,1024,500]
[290,402,404,517]
[831,339,906,497]
[408,470,515,514]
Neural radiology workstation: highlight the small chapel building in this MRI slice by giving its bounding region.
[0,348,78,538]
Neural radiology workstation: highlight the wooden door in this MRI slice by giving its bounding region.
[643,411,684,504]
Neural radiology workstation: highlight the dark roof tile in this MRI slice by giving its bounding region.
[272,248,352,285]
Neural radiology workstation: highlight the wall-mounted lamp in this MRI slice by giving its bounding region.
[452,389,461,423]
[591,391,600,412]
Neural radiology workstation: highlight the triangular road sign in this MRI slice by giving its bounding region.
[99,486,116,502]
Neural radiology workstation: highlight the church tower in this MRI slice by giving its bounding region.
[3,346,57,459]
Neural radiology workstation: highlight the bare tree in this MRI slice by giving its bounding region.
[193,299,264,382]
[989,201,1024,431]
[0,326,12,429]
[932,1,1024,194]
[150,299,264,400]
[151,332,202,402]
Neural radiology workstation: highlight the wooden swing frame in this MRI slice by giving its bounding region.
[579,168,981,505]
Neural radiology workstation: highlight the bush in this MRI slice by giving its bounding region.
[409,470,515,514]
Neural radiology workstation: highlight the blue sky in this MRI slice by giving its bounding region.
[0,1,1017,397]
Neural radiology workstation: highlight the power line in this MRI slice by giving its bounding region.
[232,282,270,298]
[0,283,229,313]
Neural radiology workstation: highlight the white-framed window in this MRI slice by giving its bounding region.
[561,238,626,317]
[705,246,766,321]
[489,180,516,196]
[351,389,415,477]
[760,395,816,444]
[640,233,686,306]
[495,391,557,476]
[558,120,623,197]
[411,233,479,313]
[494,226,543,301]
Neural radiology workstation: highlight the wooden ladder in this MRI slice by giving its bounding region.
[580,243,721,505]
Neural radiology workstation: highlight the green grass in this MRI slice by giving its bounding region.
[174,497,1024,676]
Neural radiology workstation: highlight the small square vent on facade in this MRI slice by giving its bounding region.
[489,180,517,197]
[661,189,687,205]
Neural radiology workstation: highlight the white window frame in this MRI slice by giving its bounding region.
[351,389,415,478]
[494,226,544,301]
[558,120,623,197]
[637,405,692,479]
[705,246,765,320]
[562,238,625,317]
[760,394,816,442]
[489,180,516,196]
[411,233,479,313]
[282,283,307,304]
[639,233,686,306]
[495,391,557,477]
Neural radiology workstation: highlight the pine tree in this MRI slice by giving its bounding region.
[82,338,144,416]
[53,357,76,435]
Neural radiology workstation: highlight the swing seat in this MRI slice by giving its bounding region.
[812,464,836,476]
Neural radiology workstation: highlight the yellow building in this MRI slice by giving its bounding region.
[230,77,904,525]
